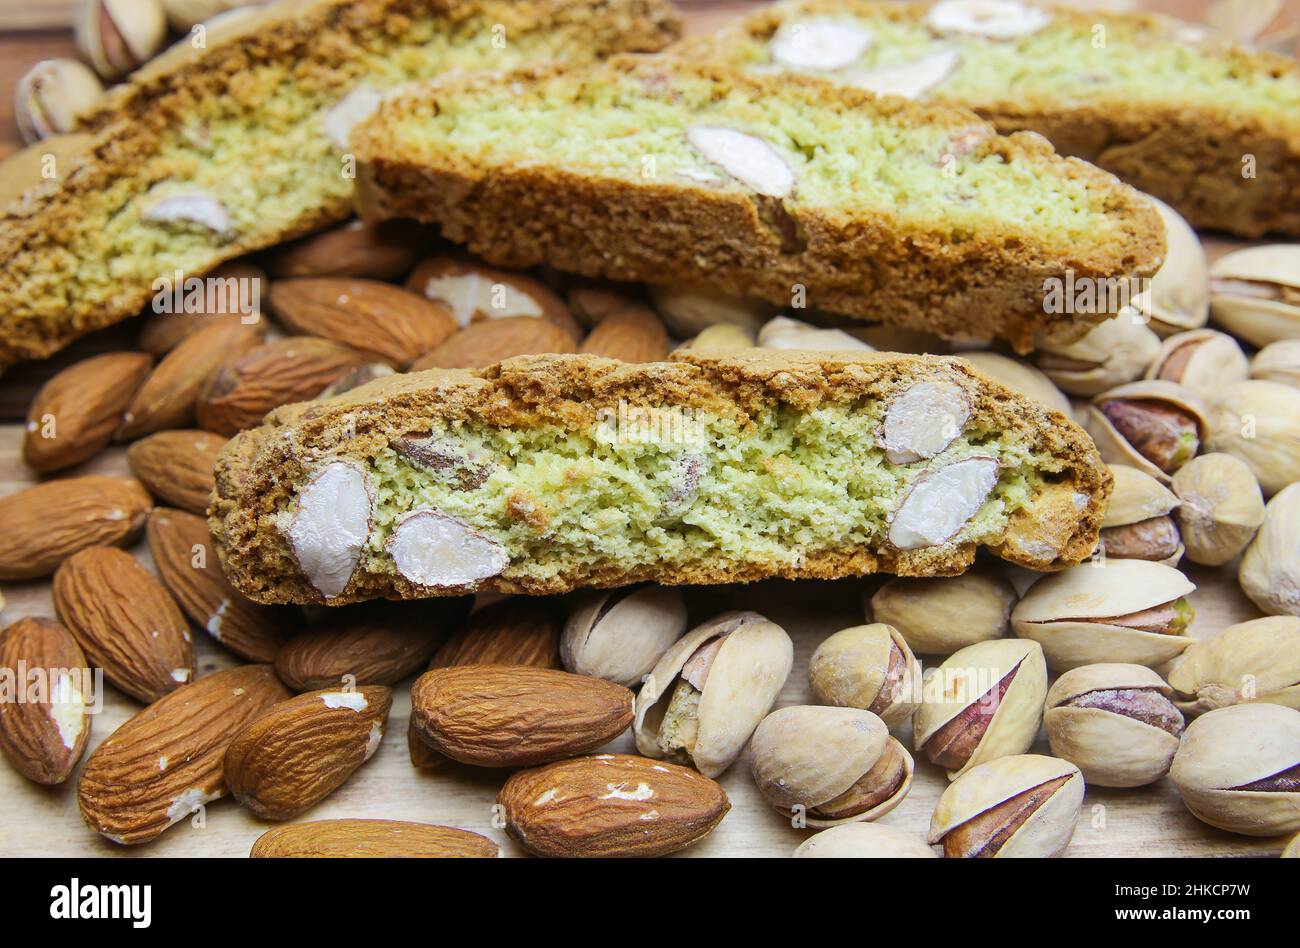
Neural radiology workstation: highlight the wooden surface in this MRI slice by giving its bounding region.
[0,0,1293,858]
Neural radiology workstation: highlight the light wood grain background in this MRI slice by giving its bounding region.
[0,0,1294,858]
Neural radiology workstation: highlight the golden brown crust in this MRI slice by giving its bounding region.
[353,56,1165,353]
[211,351,1111,605]
[0,0,681,372]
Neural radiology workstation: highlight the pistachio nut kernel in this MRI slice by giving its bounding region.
[1239,484,1300,617]
[1035,316,1161,397]
[1169,703,1300,837]
[1011,559,1196,671]
[808,623,921,728]
[1167,617,1300,716]
[1100,465,1182,563]
[15,59,104,145]
[1087,381,1207,481]
[1171,453,1265,566]
[1206,380,1300,497]
[750,706,913,827]
[1100,516,1182,564]
[792,822,937,858]
[1250,340,1300,389]
[634,611,793,778]
[1044,663,1183,787]
[913,638,1047,779]
[1134,195,1209,336]
[560,585,688,687]
[929,754,1084,858]
[1209,245,1300,348]
[868,566,1017,656]
[1145,329,1248,402]
[961,351,1071,415]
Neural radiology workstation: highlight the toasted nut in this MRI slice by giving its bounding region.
[880,381,970,464]
[0,617,91,785]
[1239,483,1300,616]
[686,126,795,197]
[1206,380,1300,496]
[846,47,959,100]
[929,754,1083,858]
[1133,195,1209,335]
[925,0,1051,38]
[1036,316,1161,396]
[405,255,579,336]
[1044,663,1183,787]
[961,352,1071,415]
[127,429,228,516]
[566,282,644,327]
[808,623,921,728]
[141,189,232,236]
[322,84,384,151]
[1171,453,1265,566]
[1100,516,1182,564]
[386,509,508,591]
[648,283,773,337]
[409,316,578,371]
[1102,465,1183,563]
[677,323,757,353]
[769,17,873,69]
[889,455,999,550]
[578,304,671,363]
[264,219,427,281]
[1167,617,1300,716]
[135,261,266,356]
[75,0,167,80]
[1209,245,1300,348]
[758,315,874,352]
[285,461,373,600]
[562,585,687,686]
[1250,340,1300,389]
[1146,329,1247,401]
[792,822,937,858]
[15,58,103,143]
[1087,380,1207,481]
[869,567,1017,655]
[250,819,500,858]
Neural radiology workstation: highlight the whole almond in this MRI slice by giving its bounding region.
[264,219,428,280]
[410,665,633,768]
[23,351,152,472]
[0,476,152,580]
[567,282,646,327]
[409,317,578,371]
[197,336,375,435]
[250,819,499,858]
[0,617,91,784]
[147,508,289,662]
[579,304,671,363]
[118,320,262,440]
[135,261,267,356]
[78,664,291,845]
[406,254,581,337]
[269,277,457,367]
[498,753,729,857]
[224,685,391,820]
[274,599,469,693]
[53,546,195,704]
[127,429,227,515]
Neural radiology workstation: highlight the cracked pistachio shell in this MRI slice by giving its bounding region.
[1167,617,1300,716]
[1044,663,1182,787]
[928,754,1084,857]
[1086,380,1208,484]
[1145,330,1248,402]
[808,623,920,728]
[1036,316,1162,397]
[793,822,937,858]
[1171,453,1264,566]
[1209,245,1300,348]
[960,352,1071,415]
[1206,380,1300,497]
[1102,465,1179,528]
[750,706,913,827]
[1239,484,1300,616]
[1011,560,1196,670]
[1250,340,1300,389]
[868,568,1017,656]
[1170,704,1300,837]
[913,638,1047,779]
[633,611,793,778]
[560,585,687,686]
[1136,196,1209,336]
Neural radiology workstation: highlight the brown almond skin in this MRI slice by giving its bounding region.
[942,775,1073,858]
[78,665,291,845]
[0,617,91,785]
[117,320,263,440]
[22,351,152,473]
[251,819,499,858]
[0,476,152,580]
[224,685,392,820]
[274,599,469,693]
[53,547,195,704]
[269,277,458,367]
[196,336,376,435]
[127,429,227,515]
[411,665,633,768]
[405,255,582,338]
[578,304,671,363]
[147,508,291,662]
[263,220,428,281]
[135,262,268,356]
[409,316,578,371]
[499,753,728,857]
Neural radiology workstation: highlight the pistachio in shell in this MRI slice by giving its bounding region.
[1284,832,1300,858]
[1206,380,1300,498]
[1086,380,1208,482]
[1035,315,1161,397]
[1044,663,1183,787]
[960,352,1071,415]
[1133,195,1209,336]
[560,585,687,687]
[1238,484,1300,617]
[1100,465,1183,565]
[792,822,936,858]
[868,567,1017,656]
[750,706,913,828]
[1167,617,1300,716]
[1011,559,1196,671]
[1171,453,1265,566]
[633,611,793,778]
[1145,329,1248,402]
[1169,703,1300,837]
[1209,245,1300,348]
[1250,340,1300,390]
[808,623,920,729]
[912,638,1047,779]
[928,754,1084,858]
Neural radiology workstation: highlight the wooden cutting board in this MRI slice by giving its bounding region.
[0,0,1291,858]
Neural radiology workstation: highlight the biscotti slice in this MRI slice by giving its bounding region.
[0,0,680,372]
[690,0,1300,237]
[351,57,1164,352]
[210,351,1111,606]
